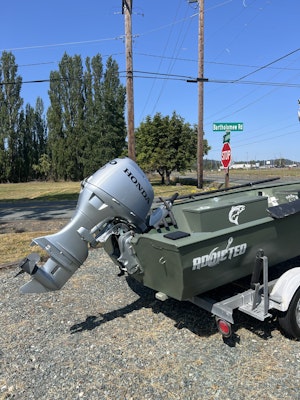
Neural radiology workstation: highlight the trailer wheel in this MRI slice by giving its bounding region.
[278,287,300,339]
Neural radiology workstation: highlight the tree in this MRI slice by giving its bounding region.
[0,51,23,182]
[275,158,285,168]
[136,112,210,184]
[100,57,126,163]
[32,154,51,180]
[47,69,65,180]
[0,53,47,182]
[13,98,47,182]
[47,52,126,180]
[81,55,102,176]
[33,97,47,165]
[18,104,34,181]
[82,55,126,176]
[48,53,86,180]
[47,53,85,180]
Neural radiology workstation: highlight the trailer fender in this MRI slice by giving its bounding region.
[270,267,300,312]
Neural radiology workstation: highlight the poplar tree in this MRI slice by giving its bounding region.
[47,69,65,180]
[48,53,85,180]
[15,98,47,181]
[18,104,34,181]
[48,53,126,180]
[82,55,126,176]
[82,54,104,175]
[0,51,23,182]
[100,56,126,163]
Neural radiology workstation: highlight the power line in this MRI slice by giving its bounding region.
[137,0,183,120]
[133,52,300,73]
[16,54,125,69]
[0,78,68,86]
[149,0,193,116]
[2,71,300,88]
[208,128,300,156]
[204,45,300,123]
[234,47,300,82]
[14,51,300,75]
[132,70,300,87]
[208,0,261,62]
[233,122,295,147]
[207,78,300,88]
[136,11,198,38]
[224,129,299,151]
[0,13,198,54]
[0,37,124,53]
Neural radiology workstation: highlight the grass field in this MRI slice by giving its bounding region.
[1,167,299,202]
[1,167,300,265]
[0,181,82,202]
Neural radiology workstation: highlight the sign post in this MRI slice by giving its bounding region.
[213,122,244,188]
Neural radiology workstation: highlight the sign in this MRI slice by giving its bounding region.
[221,142,231,168]
[223,131,230,143]
[213,122,243,132]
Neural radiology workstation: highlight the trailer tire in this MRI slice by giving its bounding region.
[278,287,300,339]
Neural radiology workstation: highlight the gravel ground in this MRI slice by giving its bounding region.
[1,248,300,400]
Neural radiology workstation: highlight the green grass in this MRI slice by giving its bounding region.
[0,181,82,202]
[0,178,206,203]
[227,167,300,179]
[1,231,50,265]
[1,167,299,202]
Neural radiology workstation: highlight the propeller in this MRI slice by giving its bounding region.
[15,252,40,277]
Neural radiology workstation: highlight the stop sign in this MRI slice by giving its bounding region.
[221,142,231,168]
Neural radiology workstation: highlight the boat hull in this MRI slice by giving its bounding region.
[130,181,300,300]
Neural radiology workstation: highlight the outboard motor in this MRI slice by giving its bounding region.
[19,158,154,293]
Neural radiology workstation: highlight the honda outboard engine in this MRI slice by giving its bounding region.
[19,158,154,293]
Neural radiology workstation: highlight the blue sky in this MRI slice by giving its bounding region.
[1,0,300,163]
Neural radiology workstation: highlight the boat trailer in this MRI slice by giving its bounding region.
[156,250,300,339]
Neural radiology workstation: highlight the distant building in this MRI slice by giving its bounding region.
[230,163,252,170]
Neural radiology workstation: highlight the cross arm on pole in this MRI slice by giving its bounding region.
[186,78,209,83]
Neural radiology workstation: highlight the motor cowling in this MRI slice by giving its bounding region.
[19,158,154,293]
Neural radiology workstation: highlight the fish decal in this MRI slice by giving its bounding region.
[229,205,245,225]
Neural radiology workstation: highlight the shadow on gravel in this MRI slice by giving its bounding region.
[70,276,281,345]
[70,296,156,334]
[70,276,217,338]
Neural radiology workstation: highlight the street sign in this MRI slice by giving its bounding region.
[221,142,231,168]
[213,122,243,132]
[223,131,230,143]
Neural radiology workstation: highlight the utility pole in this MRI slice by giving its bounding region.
[187,0,205,188]
[197,0,204,189]
[122,0,135,160]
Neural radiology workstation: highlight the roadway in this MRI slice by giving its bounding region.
[0,200,77,221]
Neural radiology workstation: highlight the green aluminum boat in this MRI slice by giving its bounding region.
[123,178,300,301]
[18,158,300,338]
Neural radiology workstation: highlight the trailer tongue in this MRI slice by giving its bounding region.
[18,158,300,339]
